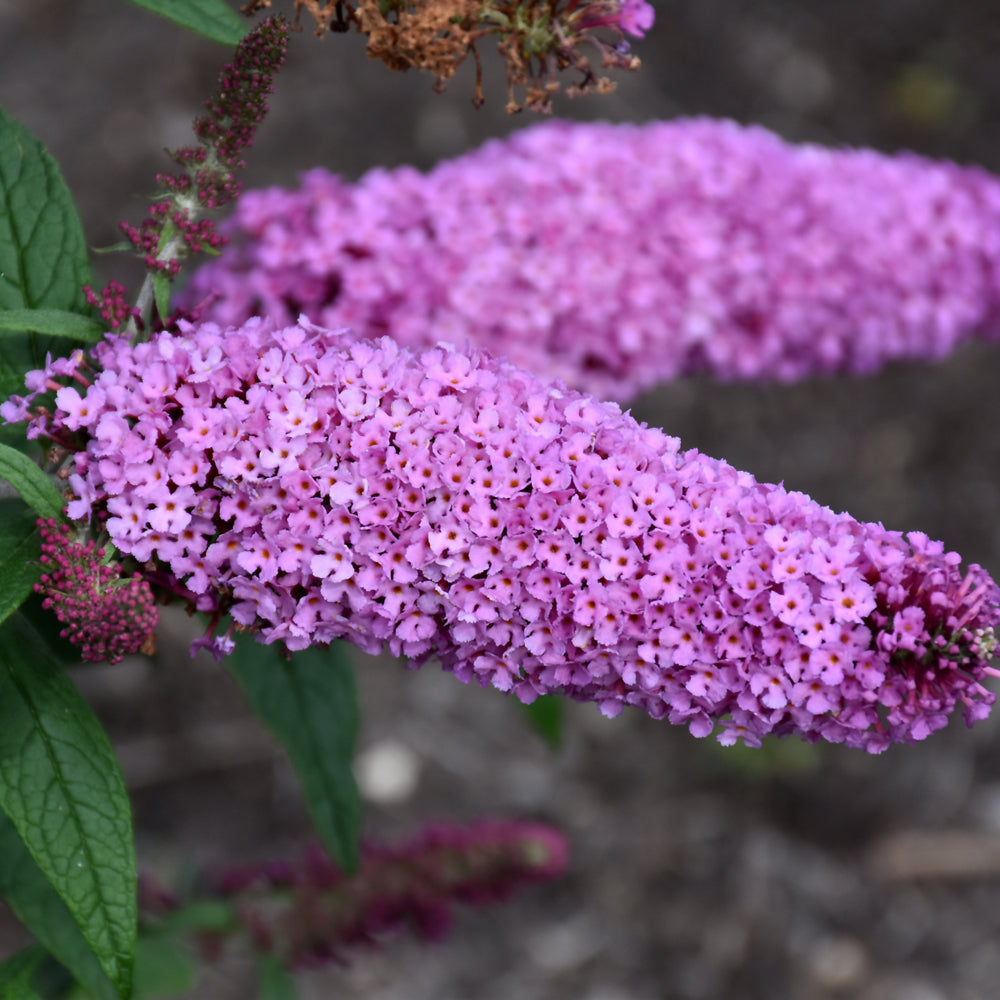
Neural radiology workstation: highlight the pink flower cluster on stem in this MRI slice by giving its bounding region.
[5,319,998,751]
[189,820,568,967]
[184,118,1000,401]
[121,17,288,286]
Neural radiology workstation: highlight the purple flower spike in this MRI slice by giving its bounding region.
[8,319,999,751]
[203,820,568,967]
[184,118,1000,401]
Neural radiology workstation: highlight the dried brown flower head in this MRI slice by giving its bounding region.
[286,1,651,112]
[355,0,482,93]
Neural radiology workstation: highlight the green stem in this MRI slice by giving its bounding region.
[127,218,185,340]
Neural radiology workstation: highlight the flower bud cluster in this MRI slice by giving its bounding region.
[83,281,139,332]
[35,519,158,664]
[186,118,1000,401]
[205,820,568,965]
[122,17,288,283]
[8,319,999,749]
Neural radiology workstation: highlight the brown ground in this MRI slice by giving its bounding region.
[4,1,1000,998]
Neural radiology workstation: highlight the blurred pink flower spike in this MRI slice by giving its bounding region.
[7,318,999,752]
[185,117,1000,401]
[207,819,568,966]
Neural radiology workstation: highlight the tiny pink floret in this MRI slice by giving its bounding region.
[619,0,655,37]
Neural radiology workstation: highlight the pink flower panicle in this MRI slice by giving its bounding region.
[206,820,568,966]
[184,118,1000,401]
[35,518,158,665]
[122,17,288,280]
[8,319,999,751]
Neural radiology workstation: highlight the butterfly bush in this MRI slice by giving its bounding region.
[6,318,998,752]
[183,118,1000,401]
[206,819,569,965]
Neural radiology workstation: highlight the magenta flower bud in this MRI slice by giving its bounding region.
[183,118,1000,400]
[34,518,158,664]
[8,320,998,751]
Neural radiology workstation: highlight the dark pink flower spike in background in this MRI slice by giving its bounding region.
[183,118,1000,401]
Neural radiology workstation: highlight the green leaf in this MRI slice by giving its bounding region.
[122,0,249,45]
[0,107,94,400]
[0,445,63,521]
[90,242,133,257]
[0,813,118,1000]
[0,310,102,343]
[0,108,90,315]
[132,935,196,1000]
[152,274,171,326]
[518,694,564,749]
[0,946,46,1000]
[0,615,136,998]
[256,954,297,1000]
[151,901,234,936]
[0,499,41,628]
[226,635,361,872]
[0,346,32,402]
[17,592,80,666]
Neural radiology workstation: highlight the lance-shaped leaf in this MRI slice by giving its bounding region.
[123,0,249,45]
[518,694,565,750]
[226,636,361,872]
[0,444,63,521]
[0,309,102,342]
[0,615,136,998]
[0,814,118,1000]
[0,108,90,314]
[0,107,93,397]
[0,499,41,628]
[0,348,32,405]
[152,273,171,327]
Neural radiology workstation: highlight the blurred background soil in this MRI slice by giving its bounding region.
[4,1,1000,997]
